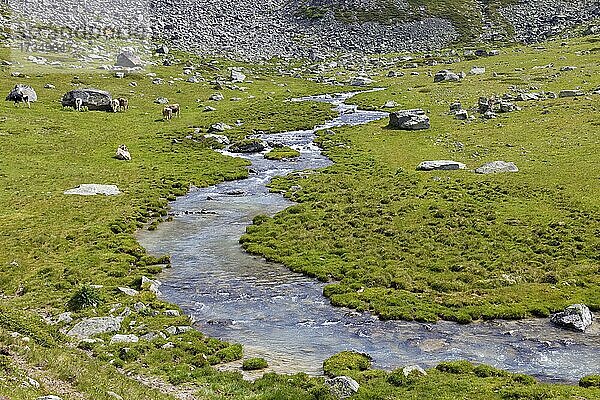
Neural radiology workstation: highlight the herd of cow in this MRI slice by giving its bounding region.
[6,84,180,121]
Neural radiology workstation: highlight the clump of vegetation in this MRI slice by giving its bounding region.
[323,351,372,377]
[242,357,269,370]
[580,375,600,388]
[67,284,102,311]
[264,146,301,160]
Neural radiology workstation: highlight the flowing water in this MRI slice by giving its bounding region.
[137,91,600,382]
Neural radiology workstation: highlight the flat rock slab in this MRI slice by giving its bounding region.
[64,184,121,196]
[67,316,123,339]
[417,160,466,171]
[475,161,519,174]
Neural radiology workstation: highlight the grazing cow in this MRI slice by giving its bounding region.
[162,106,173,121]
[74,98,83,111]
[118,97,129,111]
[111,98,120,113]
[10,91,30,108]
[167,103,180,117]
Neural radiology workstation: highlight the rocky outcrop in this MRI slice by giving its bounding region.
[551,304,593,332]
[61,89,113,111]
[388,109,430,130]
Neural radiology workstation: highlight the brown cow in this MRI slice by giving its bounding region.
[162,106,173,121]
[118,97,129,111]
[167,103,180,118]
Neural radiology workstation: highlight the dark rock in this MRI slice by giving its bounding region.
[324,376,359,399]
[116,51,142,68]
[388,109,430,130]
[559,90,584,98]
[229,139,265,153]
[61,88,112,111]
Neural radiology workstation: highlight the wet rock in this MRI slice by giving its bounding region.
[67,316,123,339]
[229,139,265,153]
[115,144,131,161]
[116,50,142,68]
[475,161,519,174]
[62,89,112,111]
[434,70,461,82]
[388,109,430,130]
[559,90,584,98]
[6,84,38,104]
[64,184,121,196]
[416,160,466,171]
[110,334,139,344]
[551,304,593,332]
[325,376,359,399]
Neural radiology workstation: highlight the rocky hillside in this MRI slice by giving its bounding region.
[4,0,600,59]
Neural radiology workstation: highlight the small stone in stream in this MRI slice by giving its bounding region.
[325,376,360,399]
[475,161,519,174]
[388,109,430,130]
[416,160,466,171]
[550,304,593,332]
[226,190,244,196]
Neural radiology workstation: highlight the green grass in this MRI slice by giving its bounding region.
[241,36,600,323]
[264,146,301,160]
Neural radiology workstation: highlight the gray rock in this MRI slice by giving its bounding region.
[402,365,427,377]
[164,309,180,317]
[36,396,62,400]
[114,72,125,79]
[208,122,233,133]
[6,84,38,104]
[115,145,131,161]
[455,109,468,120]
[106,391,124,400]
[498,101,519,113]
[203,106,217,112]
[155,44,169,54]
[62,89,112,111]
[350,76,373,86]
[551,304,593,332]
[203,134,230,145]
[118,286,138,296]
[516,93,541,101]
[67,317,123,338]
[416,160,467,171]
[449,102,462,112]
[559,90,584,98]
[560,66,577,71]
[166,325,193,335]
[388,109,430,130]
[55,312,73,325]
[469,66,486,75]
[229,140,265,153]
[109,334,139,344]
[154,97,169,104]
[475,161,519,174]
[230,69,246,83]
[141,276,162,296]
[64,184,121,196]
[324,376,359,399]
[434,70,461,82]
[209,92,224,101]
[116,51,142,68]
[383,100,398,108]
[187,75,201,83]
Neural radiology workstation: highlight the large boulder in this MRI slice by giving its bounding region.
[388,109,430,130]
[324,376,359,399]
[416,160,466,171]
[61,89,112,111]
[67,316,123,338]
[5,84,37,103]
[116,51,143,68]
[434,70,461,83]
[550,304,593,332]
[229,139,265,153]
[475,161,518,174]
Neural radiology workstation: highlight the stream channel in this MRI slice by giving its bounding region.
[137,91,600,383]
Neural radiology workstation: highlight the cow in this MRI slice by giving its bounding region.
[162,106,173,121]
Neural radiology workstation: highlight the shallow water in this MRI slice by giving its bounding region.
[138,92,600,382]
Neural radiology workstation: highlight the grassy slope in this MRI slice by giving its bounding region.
[241,35,600,323]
